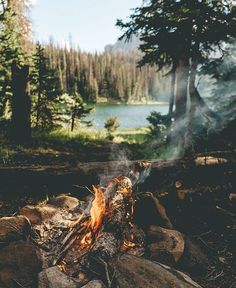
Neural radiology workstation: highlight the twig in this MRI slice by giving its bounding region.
[53,235,78,265]
[229,281,236,288]
[59,215,89,251]
[73,185,94,195]
[97,257,112,288]
[13,279,26,288]
[206,268,216,279]
[61,228,76,246]
[198,237,216,253]
[207,270,224,281]
[192,230,212,238]
[216,205,236,218]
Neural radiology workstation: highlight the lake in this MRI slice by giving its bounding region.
[86,103,169,129]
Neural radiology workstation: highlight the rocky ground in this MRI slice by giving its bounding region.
[0,155,235,288]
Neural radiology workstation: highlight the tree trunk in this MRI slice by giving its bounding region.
[194,88,221,122]
[172,57,189,153]
[175,57,189,121]
[185,56,221,154]
[35,59,42,129]
[35,90,41,129]
[188,53,220,122]
[168,66,176,116]
[11,61,31,143]
[71,110,75,132]
[184,58,198,154]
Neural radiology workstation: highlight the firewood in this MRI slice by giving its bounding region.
[53,234,78,265]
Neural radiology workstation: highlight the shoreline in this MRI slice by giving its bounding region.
[95,100,168,105]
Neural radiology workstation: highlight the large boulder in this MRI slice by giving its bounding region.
[0,241,43,288]
[0,215,32,242]
[112,254,202,288]
[147,225,185,266]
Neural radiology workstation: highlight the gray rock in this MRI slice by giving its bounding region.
[48,195,79,211]
[112,254,202,288]
[38,267,79,288]
[81,280,106,288]
[0,215,32,242]
[147,225,185,266]
[20,204,57,224]
[0,241,43,288]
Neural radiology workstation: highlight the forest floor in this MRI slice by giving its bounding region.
[0,127,235,288]
[0,153,235,288]
[0,127,152,166]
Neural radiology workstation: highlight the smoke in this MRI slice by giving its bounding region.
[199,42,236,125]
[28,0,38,6]
[98,143,132,186]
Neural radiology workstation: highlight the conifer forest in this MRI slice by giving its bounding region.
[0,1,235,288]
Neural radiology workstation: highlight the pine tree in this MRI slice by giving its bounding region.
[0,0,33,144]
[31,43,61,129]
[56,93,93,132]
[43,43,166,104]
[117,0,236,152]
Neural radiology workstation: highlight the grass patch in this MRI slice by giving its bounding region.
[113,127,149,144]
[0,127,154,164]
[33,128,107,147]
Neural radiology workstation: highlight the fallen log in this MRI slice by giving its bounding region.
[0,153,235,198]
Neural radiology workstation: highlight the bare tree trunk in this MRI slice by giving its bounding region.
[185,56,221,155]
[172,57,189,154]
[35,57,42,129]
[194,87,221,122]
[184,58,198,155]
[11,61,31,143]
[71,110,75,132]
[35,90,41,129]
[168,66,176,116]
[175,57,189,120]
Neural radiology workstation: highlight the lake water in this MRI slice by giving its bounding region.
[86,103,169,129]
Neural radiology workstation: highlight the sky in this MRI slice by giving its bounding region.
[30,0,143,52]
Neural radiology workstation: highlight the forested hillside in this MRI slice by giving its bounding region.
[44,41,170,103]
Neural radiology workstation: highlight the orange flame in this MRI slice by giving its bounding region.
[79,185,106,248]
[90,185,106,232]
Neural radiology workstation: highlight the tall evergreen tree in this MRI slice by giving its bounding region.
[31,43,61,129]
[117,0,236,152]
[0,0,32,117]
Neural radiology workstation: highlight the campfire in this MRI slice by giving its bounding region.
[52,161,151,280]
[2,157,232,287]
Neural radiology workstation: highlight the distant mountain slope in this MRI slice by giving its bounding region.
[44,37,170,104]
[104,36,141,53]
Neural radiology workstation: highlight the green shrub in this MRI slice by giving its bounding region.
[104,117,120,140]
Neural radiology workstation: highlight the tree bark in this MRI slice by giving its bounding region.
[11,61,31,143]
[185,56,221,154]
[71,110,76,132]
[35,57,42,129]
[172,57,189,152]
[188,55,220,122]
[175,57,189,121]
[185,58,198,154]
[168,66,176,116]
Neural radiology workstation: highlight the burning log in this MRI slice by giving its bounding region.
[90,232,121,260]
[53,162,150,273]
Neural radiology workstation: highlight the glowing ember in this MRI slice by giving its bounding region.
[58,260,67,273]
